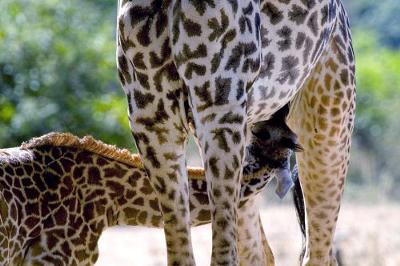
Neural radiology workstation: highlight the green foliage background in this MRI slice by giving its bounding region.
[0,0,399,200]
[0,0,132,149]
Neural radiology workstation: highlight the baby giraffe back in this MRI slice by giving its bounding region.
[0,146,114,265]
[0,132,298,265]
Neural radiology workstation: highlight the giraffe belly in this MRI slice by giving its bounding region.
[246,0,337,124]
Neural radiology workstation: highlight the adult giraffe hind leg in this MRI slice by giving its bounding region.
[117,2,195,265]
[171,1,261,265]
[287,5,356,265]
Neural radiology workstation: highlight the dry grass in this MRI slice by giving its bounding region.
[95,204,400,266]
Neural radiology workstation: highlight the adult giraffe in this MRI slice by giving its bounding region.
[116,0,355,265]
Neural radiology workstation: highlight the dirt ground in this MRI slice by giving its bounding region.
[95,204,400,266]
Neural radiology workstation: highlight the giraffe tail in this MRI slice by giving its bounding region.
[291,164,306,259]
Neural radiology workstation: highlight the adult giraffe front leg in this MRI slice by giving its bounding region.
[117,1,196,265]
[170,1,261,265]
[287,7,356,265]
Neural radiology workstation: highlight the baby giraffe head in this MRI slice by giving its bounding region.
[244,105,302,199]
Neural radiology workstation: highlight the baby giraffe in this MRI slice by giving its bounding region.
[0,131,300,266]
[244,105,302,199]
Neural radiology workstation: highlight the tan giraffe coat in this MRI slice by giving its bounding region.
[0,133,275,266]
[116,0,355,264]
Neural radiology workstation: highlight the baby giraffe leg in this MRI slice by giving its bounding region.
[287,17,355,265]
[237,196,274,266]
[170,1,261,265]
[259,216,275,266]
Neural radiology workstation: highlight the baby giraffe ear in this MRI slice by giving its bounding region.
[280,137,303,152]
[293,143,304,152]
[251,128,270,140]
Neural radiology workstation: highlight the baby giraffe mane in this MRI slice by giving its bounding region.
[21,132,205,180]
